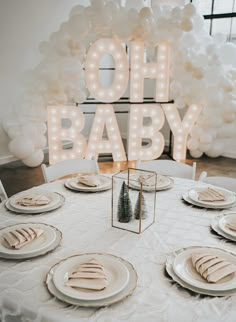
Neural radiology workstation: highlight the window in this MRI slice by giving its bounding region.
[191,0,236,43]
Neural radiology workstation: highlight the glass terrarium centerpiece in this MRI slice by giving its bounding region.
[112,168,157,234]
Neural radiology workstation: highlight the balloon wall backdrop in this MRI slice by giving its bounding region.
[2,0,236,166]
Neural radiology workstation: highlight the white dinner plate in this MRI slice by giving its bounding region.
[53,253,129,301]
[182,193,236,209]
[166,248,236,296]
[9,189,61,212]
[173,246,236,291]
[65,176,112,192]
[188,187,236,208]
[0,223,62,259]
[129,175,173,191]
[211,216,236,242]
[218,213,236,238]
[46,254,138,307]
[5,193,65,214]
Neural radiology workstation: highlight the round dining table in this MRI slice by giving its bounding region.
[0,176,236,322]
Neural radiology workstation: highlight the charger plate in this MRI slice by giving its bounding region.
[218,213,236,238]
[166,246,236,296]
[46,253,138,307]
[129,175,173,191]
[53,253,129,301]
[211,218,236,242]
[5,193,65,214]
[188,187,236,208]
[65,176,111,192]
[9,190,61,211]
[0,223,62,259]
[173,246,236,291]
[182,193,236,209]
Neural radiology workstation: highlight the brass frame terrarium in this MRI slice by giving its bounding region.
[111,168,157,234]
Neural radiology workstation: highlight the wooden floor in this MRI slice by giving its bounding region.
[0,156,235,197]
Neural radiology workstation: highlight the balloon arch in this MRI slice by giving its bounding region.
[3,0,236,166]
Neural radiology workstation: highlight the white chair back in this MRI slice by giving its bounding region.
[0,180,8,202]
[202,176,236,193]
[41,159,100,183]
[136,160,196,180]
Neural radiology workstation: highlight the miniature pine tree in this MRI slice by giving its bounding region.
[117,181,132,222]
[134,191,148,220]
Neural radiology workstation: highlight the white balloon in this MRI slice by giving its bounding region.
[34,135,47,149]
[219,43,236,67]
[190,149,203,158]
[223,112,235,123]
[7,127,21,139]
[199,143,211,152]
[199,133,213,144]
[175,96,186,109]
[181,18,193,32]
[187,138,199,150]
[206,142,224,158]
[9,137,35,159]
[37,122,47,134]
[183,3,196,17]
[22,149,44,167]
[171,7,182,21]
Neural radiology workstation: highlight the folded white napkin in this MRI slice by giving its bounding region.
[192,252,236,283]
[198,187,226,202]
[225,223,236,232]
[3,227,44,249]
[139,174,166,187]
[16,194,50,207]
[65,258,108,291]
[78,176,101,187]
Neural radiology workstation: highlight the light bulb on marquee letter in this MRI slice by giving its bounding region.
[130,41,170,102]
[162,103,203,161]
[86,105,126,161]
[47,105,87,164]
[128,104,165,161]
[86,38,129,103]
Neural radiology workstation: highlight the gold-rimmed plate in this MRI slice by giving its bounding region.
[5,193,65,214]
[65,176,111,192]
[46,253,138,307]
[0,223,62,259]
[166,247,236,296]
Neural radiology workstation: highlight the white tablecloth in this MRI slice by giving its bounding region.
[0,177,236,322]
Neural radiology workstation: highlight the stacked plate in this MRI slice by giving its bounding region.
[182,186,236,209]
[46,253,138,307]
[0,223,62,259]
[5,189,65,214]
[211,212,236,242]
[166,246,236,296]
[129,174,174,191]
[64,176,112,192]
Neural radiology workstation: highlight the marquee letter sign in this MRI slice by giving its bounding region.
[86,38,129,103]
[128,104,165,160]
[47,105,87,164]
[47,38,202,164]
[130,41,170,102]
[162,104,203,160]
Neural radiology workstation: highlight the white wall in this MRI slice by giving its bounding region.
[0,0,89,162]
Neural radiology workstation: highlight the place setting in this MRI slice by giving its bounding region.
[0,222,62,259]
[211,212,236,242]
[64,175,112,193]
[4,189,65,215]
[46,252,138,307]
[128,173,174,192]
[165,245,236,296]
[182,186,236,209]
